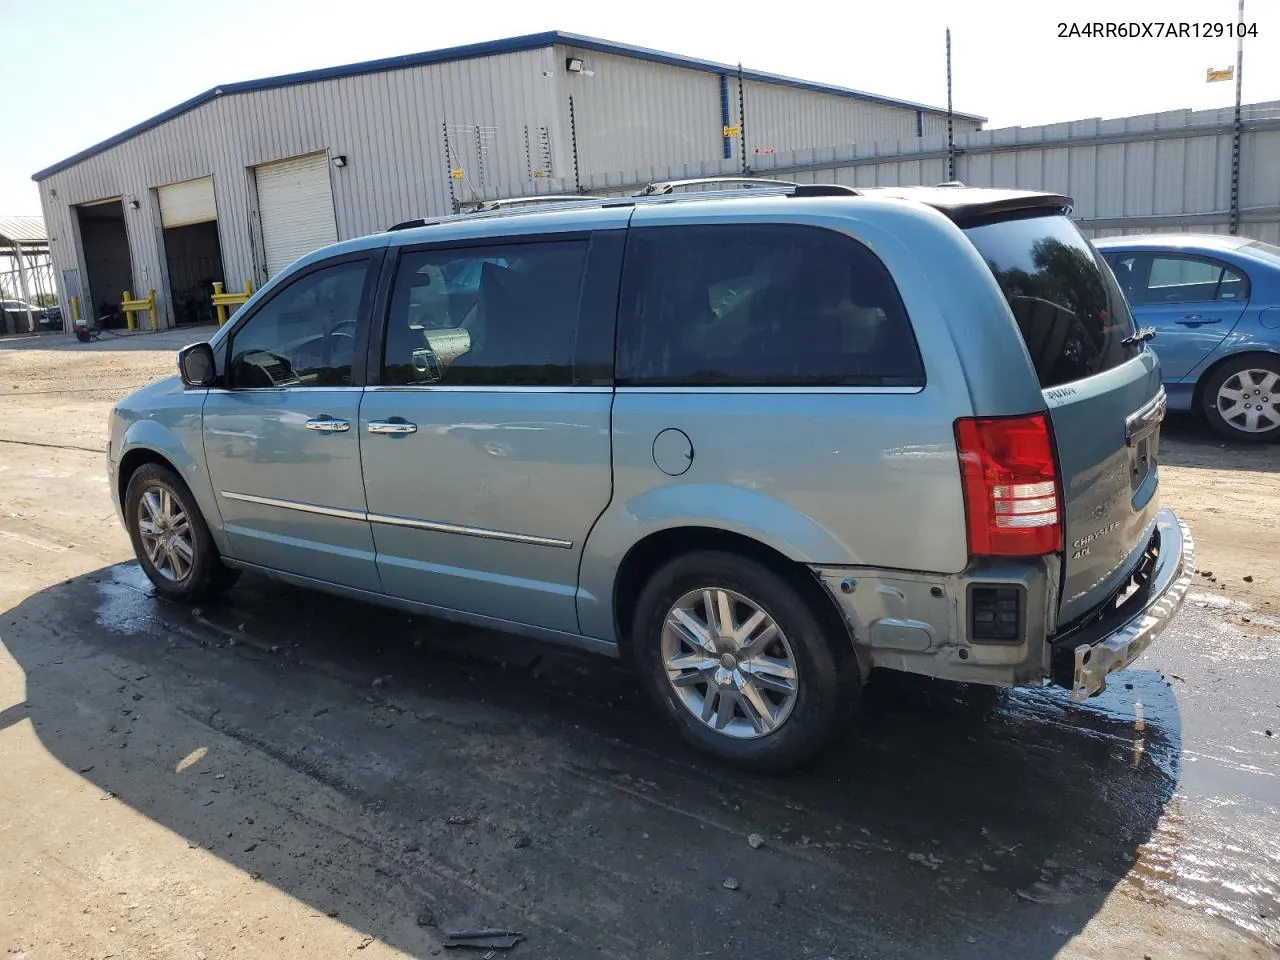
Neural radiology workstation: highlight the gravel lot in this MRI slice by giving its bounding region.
[1,331,1278,959]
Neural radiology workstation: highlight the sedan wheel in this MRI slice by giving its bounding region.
[1214,368,1280,436]
[1202,356,1280,443]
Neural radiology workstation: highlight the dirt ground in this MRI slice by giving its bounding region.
[1,330,1277,959]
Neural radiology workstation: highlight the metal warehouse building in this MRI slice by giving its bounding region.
[32,31,982,331]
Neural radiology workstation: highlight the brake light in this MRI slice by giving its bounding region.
[954,414,1063,557]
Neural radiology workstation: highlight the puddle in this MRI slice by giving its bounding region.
[1128,798,1280,944]
[93,563,160,634]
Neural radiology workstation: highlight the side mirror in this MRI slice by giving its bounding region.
[178,342,218,388]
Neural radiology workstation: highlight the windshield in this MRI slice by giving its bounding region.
[964,214,1139,389]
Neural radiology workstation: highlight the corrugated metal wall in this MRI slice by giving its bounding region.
[579,101,1280,244]
[556,47,723,183]
[738,80,977,155]
[553,44,963,180]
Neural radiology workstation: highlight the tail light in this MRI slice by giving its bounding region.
[954,414,1062,557]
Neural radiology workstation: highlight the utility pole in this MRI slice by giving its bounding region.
[946,28,955,182]
[1228,0,1244,235]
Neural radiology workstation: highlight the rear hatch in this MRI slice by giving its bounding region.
[963,213,1163,626]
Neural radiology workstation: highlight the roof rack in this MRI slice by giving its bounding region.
[385,179,861,232]
[636,176,797,196]
[467,194,601,213]
[635,176,860,199]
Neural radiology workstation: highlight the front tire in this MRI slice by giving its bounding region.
[124,463,238,602]
[630,550,858,772]
[1201,355,1280,443]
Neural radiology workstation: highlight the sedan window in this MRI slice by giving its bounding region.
[1139,255,1249,305]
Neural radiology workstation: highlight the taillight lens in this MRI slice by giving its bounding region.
[955,414,1063,557]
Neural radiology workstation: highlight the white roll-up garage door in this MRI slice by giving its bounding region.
[255,153,338,278]
[158,176,216,228]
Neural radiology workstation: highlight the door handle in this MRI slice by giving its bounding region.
[1175,315,1220,326]
[305,416,350,432]
[367,420,418,435]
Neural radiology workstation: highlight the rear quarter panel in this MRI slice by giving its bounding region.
[578,199,1039,643]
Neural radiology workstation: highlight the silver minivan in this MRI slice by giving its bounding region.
[107,181,1193,770]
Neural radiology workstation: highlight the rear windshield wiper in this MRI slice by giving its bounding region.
[1121,326,1156,347]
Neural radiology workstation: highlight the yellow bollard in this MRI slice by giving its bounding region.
[71,296,80,323]
[212,282,226,326]
[148,289,158,331]
[211,279,255,326]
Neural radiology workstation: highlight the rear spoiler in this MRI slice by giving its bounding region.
[859,187,1073,228]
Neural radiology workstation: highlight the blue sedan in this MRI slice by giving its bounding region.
[1094,234,1280,442]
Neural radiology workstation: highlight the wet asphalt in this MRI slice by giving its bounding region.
[1,562,1276,958]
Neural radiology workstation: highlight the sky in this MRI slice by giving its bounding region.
[1,0,1277,215]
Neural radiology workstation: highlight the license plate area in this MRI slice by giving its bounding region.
[1126,388,1165,495]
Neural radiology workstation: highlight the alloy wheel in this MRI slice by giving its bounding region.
[137,485,194,581]
[660,587,799,739]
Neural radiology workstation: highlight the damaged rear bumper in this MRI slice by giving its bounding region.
[1060,508,1194,700]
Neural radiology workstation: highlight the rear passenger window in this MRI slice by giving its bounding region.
[382,240,588,386]
[615,224,924,387]
[965,215,1138,389]
[1143,256,1248,304]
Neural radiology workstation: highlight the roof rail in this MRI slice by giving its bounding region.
[385,180,860,232]
[934,180,967,188]
[388,217,437,231]
[636,176,799,196]
[635,177,860,199]
[467,194,601,213]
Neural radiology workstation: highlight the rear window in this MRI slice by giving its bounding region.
[616,223,924,387]
[964,215,1138,388]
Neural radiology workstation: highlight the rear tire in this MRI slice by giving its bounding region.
[1200,355,1280,443]
[630,550,858,772]
[124,463,239,602]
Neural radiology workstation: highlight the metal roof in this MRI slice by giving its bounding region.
[32,30,985,182]
[0,215,47,244]
[1092,233,1254,251]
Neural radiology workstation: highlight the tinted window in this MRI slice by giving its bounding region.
[965,215,1137,389]
[383,240,588,386]
[229,259,370,388]
[616,224,923,387]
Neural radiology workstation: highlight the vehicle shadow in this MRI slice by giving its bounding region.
[1161,412,1280,472]
[0,563,1182,959]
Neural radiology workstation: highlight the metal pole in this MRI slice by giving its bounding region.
[442,121,458,214]
[13,242,35,333]
[946,28,955,182]
[738,63,748,175]
[1229,0,1244,235]
[568,95,582,194]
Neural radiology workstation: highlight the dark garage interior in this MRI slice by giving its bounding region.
[163,220,223,325]
[76,199,134,328]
